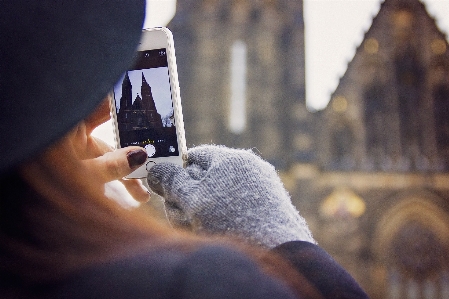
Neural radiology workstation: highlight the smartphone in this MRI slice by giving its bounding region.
[111,27,187,179]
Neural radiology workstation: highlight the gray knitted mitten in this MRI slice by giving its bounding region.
[147,145,315,248]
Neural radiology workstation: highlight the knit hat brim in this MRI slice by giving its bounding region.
[0,0,146,173]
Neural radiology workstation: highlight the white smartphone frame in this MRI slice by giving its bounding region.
[111,27,187,179]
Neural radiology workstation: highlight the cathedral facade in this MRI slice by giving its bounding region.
[168,0,449,297]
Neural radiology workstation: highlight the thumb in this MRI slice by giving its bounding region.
[84,147,147,182]
[148,163,197,230]
[147,163,195,199]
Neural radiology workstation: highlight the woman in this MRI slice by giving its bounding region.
[0,1,368,298]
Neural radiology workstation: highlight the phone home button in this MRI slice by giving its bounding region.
[146,161,156,171]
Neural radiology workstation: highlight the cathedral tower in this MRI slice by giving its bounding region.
[168,0,314,169]
[140,73,163,128]
[117,72,133,131]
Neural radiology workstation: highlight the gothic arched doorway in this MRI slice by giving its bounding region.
[373,194,449,298]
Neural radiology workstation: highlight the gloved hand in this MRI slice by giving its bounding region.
[147,145,315,248]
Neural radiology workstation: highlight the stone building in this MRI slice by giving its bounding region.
[297,0,449,297]
[117,72,163,131]
[169,0,315,169]
[168,0,449,297]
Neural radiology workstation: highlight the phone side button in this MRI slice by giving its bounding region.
[146,161,156,171]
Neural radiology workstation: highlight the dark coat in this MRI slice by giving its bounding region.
[42,241,368,299]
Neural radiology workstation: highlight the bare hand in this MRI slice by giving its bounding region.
[22,98,150,203]
[73,98,150,203]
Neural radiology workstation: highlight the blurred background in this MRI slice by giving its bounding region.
[93,0,449,297]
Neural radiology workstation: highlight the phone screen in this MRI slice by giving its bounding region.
[113,48,179,158]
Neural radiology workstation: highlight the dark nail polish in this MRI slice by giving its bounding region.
[127,149,147,168]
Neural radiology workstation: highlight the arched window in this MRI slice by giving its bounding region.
[228,40,247,134]
[433,84,449,152]
[394,48,425,158]
[386,222,448,299]
[374,197,449,298]
[364,83,387,158]
[330,123,354,170]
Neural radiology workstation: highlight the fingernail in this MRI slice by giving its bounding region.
[127,149,147,168]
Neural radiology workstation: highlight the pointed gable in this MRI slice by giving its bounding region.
[319,0,449,172]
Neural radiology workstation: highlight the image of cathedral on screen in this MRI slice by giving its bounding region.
[116,72,173,132]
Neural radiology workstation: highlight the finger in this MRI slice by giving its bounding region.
[104,180,141,209]
[91,135,114,153]
[84,97,112,134]
[164,202,193,229]
[68,125,115,160]
[147,162,195,199]
[83,135,115,159]
[84,147,147,182]
[187,145,220,170]
[119,178,150,203]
